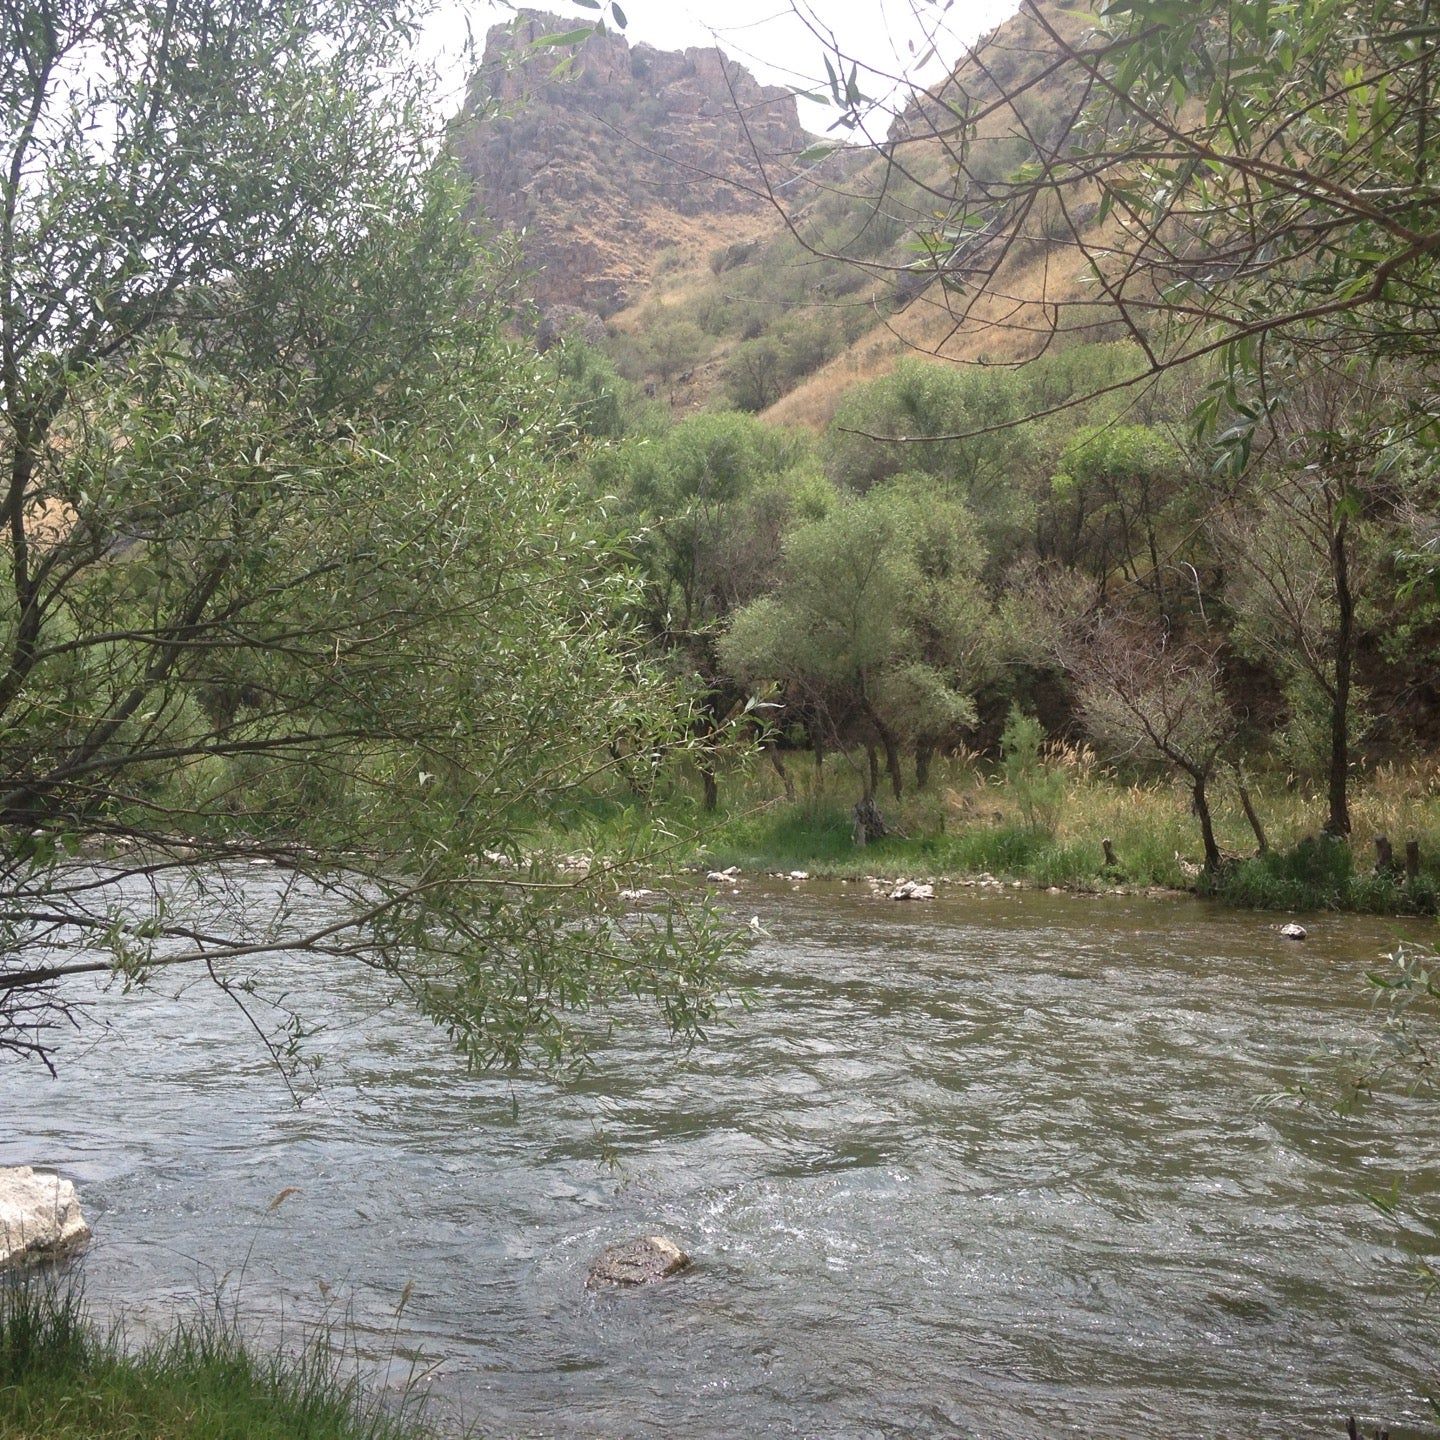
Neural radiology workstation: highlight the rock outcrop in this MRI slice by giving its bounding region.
[0,1166,91,1268]
[451,12,810,328]
[586,1234,691,1287]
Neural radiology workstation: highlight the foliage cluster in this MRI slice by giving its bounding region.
[0,0,737,1072]
[587,311,1438,884]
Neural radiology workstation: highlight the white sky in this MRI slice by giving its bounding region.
[423,0,1020,132]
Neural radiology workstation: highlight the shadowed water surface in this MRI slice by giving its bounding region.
[4,873,1438,1438]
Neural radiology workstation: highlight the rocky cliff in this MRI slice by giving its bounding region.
[450,12,811,335]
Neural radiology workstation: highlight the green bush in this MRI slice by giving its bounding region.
[1000,705,1068,834]
[1206,836,1439,914]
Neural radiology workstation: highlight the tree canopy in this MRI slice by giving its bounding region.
[0,0,732,1075]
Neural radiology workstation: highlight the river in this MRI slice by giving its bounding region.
[3,873,1438,1438]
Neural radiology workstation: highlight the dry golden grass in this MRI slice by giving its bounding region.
[759,233,1110,431]
[599,0,1146,425]
[605,208,783,332]
[761,335,902,430]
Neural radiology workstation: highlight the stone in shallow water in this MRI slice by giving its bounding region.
[0,1166,91,1268]
[1279,922,1308,940]
[889,879,934,901]
[586,1235,690,1288]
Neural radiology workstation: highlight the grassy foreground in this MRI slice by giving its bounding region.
[549,748,1440,914]
[0,1277,431,1440]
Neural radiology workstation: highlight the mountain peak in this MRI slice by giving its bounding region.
[451,12,811,334]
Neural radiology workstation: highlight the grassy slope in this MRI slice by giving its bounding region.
[602,1,1110,429]
[549,751,1440,914]
[0,1279,432,1440]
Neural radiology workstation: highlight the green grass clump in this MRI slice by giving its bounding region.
[1207,837,1439,915]
[0,1275,429,1440]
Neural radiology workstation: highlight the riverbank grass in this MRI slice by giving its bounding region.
[543,750,1440,913]
[0,1276,427,1440]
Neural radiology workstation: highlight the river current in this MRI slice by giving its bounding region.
[3,873,1438,1438]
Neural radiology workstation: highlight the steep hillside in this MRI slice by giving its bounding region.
[595,0,1112,427]
[450,12,810,338]
[447,2,1112,423]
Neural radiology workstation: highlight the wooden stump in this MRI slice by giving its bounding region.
[852,797,888,847]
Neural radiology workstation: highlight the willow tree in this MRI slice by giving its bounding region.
[0,0,730,1074]
[1068,610,1234,873]
[720,480,993,818]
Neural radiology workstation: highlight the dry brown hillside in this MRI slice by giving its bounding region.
[450,11,808,340]
[594,0,1113,428]
[448,2,1115,424]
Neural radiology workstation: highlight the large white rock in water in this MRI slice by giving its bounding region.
[0,1166,91,1268]
[586,1235,690,1288]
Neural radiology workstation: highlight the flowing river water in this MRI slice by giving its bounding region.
[4,872,1439,1438]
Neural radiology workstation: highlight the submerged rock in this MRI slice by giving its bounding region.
[586,1235,691,1287]
[0,1166,91,1268]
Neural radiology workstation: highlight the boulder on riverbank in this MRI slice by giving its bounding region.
[0,1166,91,1268]
[586,1235,690,1287]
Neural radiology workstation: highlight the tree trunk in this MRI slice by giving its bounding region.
[768,746,796,802]
[861,699,903,801]
[867,745,880,800]
[882,730,903,801]
[1193,777,1222,873]
[806,719,825,778]
[1143,475,1169,626]
[1325,508,1354,837]
[852,795,889,847]
[699,753,718,812]
[1238,778,1269,854]
[915,741,935,791]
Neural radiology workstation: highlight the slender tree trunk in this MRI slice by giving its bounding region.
[1325,509,1354,837]
[1193,777,1222,873]
[1238,777,1269,854]
[694,710,719,812]
[915,740,935,790]
[881,730,903,801]
[861,698,903,801]
[1146,517,1168,625]
[806,718,825,779]
[867,745,880,800]
[768,745,795,802]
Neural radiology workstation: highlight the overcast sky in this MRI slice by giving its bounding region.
[423,0,1020,131]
